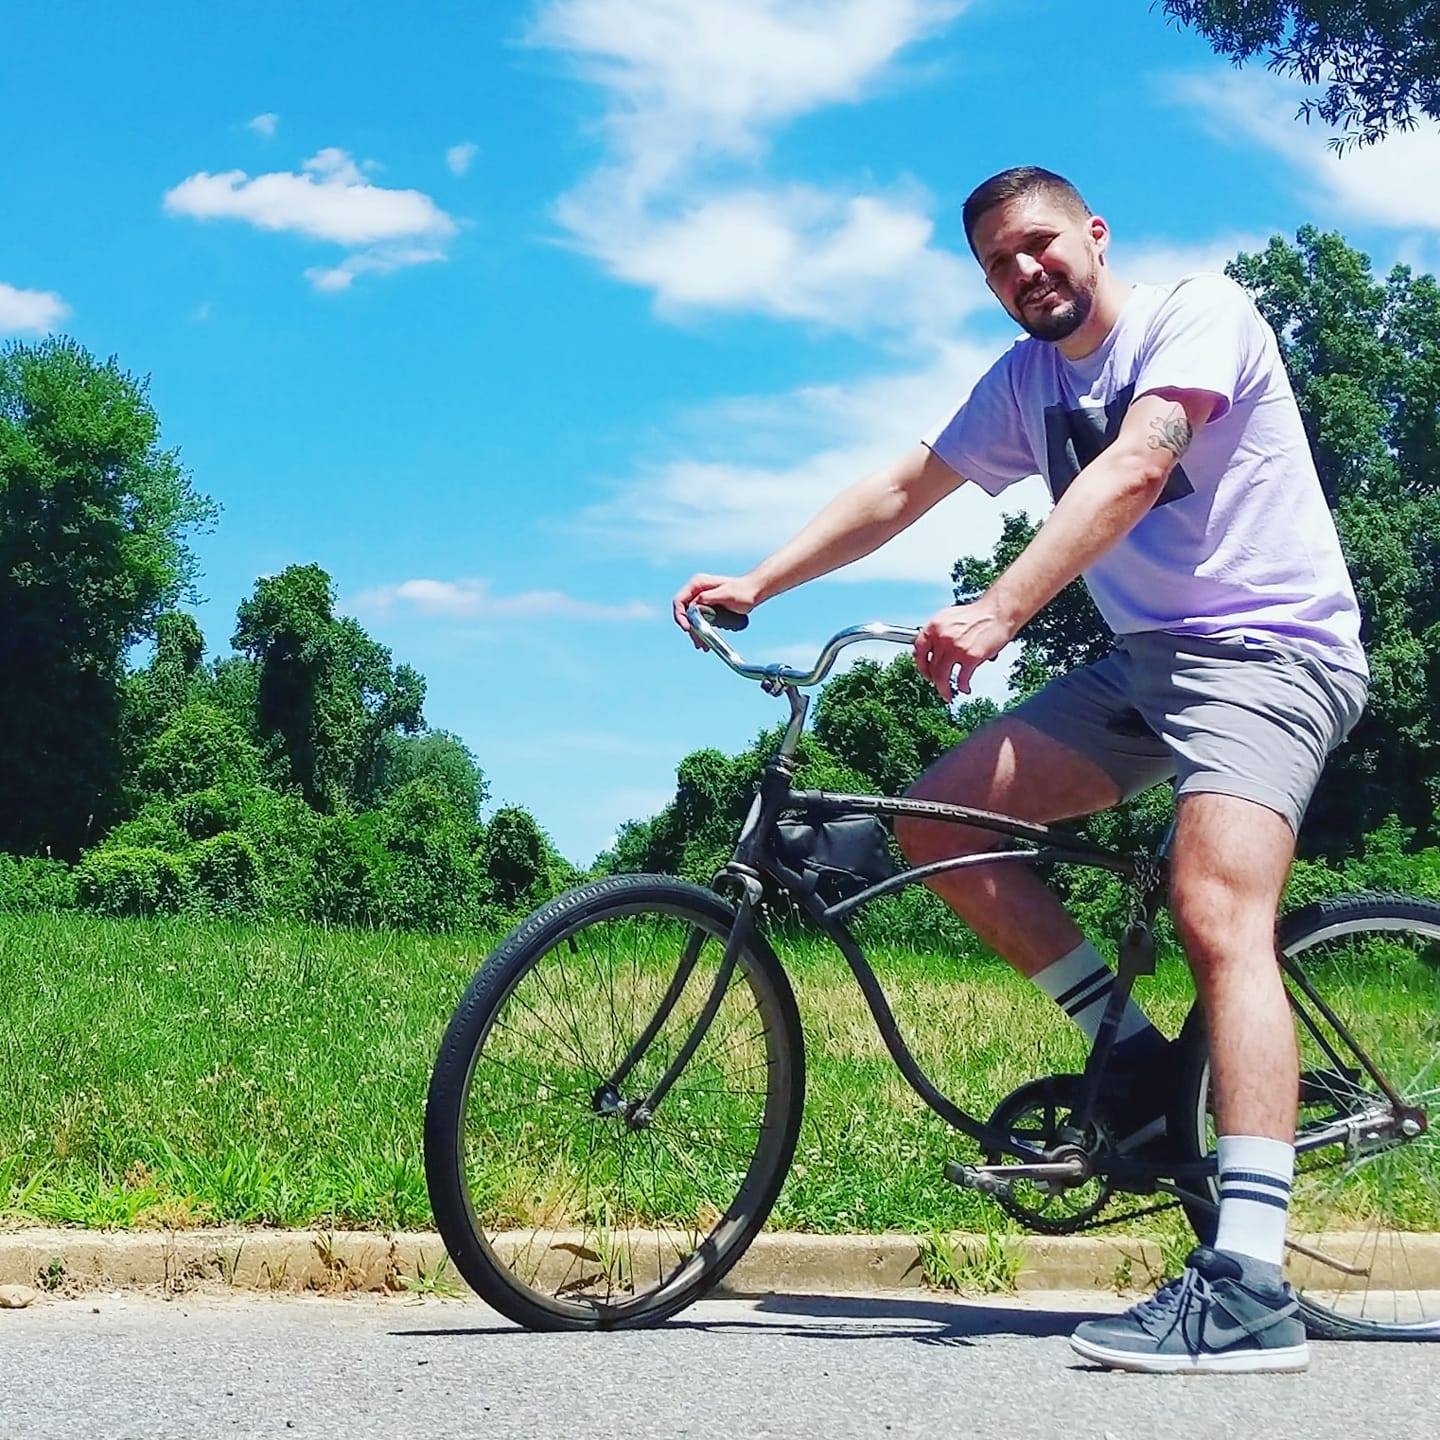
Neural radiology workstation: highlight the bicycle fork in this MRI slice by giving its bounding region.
[591,876,761,1130]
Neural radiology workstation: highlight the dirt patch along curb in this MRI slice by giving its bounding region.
[7,1228,1438,1299]
[0,1230,1190,1298]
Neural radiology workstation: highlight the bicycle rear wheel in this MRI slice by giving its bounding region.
[1173,892,1440,1339]
[424,874,805,1330]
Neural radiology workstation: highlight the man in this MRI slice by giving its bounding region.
[671,166,1368,1374]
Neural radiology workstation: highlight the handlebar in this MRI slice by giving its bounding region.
[686,603,920,690]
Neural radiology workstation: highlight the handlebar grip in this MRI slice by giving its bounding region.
[703,605,750,632]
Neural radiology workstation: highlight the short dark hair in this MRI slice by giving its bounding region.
[961,167,1091,257]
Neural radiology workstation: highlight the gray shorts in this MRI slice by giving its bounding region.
[1011,632,1368,835]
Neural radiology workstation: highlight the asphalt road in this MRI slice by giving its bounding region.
[3,1289,1437,1440]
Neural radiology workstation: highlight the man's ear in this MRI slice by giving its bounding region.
[1089,214,1110,263]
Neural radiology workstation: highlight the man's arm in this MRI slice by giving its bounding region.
[914,388,1216,699]
[673,442,964,638]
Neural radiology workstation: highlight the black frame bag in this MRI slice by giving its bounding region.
[774,813,895,905]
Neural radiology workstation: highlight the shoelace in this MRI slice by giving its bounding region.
[1129,1266,1213,1349]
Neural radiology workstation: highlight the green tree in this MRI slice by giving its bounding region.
[375,729,489,822]
[375,777,486,930]
[118,612,210,810]
[232,564,425,812]
[1160,2,1440,148]
[1229,229,1440,853]
[811,654,976,791]
[136,702,262,798]
[0,338,216,856]
[954,513,1110,699]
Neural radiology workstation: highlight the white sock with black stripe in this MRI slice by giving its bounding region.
[1213,1134,1295,1273]
[1032,940,1160,1050]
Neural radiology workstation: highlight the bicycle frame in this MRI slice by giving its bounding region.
[637,608,1389,1202]
[722,687,1174,1182]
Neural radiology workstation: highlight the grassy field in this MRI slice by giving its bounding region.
[1,908,1435,1264]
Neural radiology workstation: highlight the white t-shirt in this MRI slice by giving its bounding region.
[925,274,1368,678]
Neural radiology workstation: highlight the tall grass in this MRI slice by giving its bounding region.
[0,910,1434,1241]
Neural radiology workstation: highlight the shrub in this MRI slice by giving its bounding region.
[74,847,187,917]
[0,854,76,912]
[169,785,250,841]
[184,831,268,917]
[1339,816,1440,898]
[101,802,189,854]
[236,787,324,919]
[483,805,573,914]
[137,702,261,798]
[376,778,486,930]
[307,814,389,927]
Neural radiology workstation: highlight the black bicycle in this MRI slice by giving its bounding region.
[425,605,1440,1337]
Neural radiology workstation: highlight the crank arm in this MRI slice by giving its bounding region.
[945,1157,1089,1196]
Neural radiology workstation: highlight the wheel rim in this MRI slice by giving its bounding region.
[454,900,790,1322]
[1190,908,1440,1334]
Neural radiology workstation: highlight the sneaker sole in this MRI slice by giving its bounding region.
[1069,1334,1310,1374]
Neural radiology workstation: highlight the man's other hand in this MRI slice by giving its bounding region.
[913,602,1015,702]
[672,574,760,649]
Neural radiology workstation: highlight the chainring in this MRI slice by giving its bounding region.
[983,1074,1116,1234]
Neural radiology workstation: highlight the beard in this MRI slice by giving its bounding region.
[1014,270,1095,341]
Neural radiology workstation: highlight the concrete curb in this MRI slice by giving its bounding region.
[4,1228,1436,1299]
[0,1229,1178,1298]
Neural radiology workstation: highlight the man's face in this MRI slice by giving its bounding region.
[972,194,1105,342]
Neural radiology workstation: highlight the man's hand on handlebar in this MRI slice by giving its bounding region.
[672,573,760,649]
[913,601,1015,703]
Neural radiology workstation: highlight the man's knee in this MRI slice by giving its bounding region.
[1170,793,1292,970]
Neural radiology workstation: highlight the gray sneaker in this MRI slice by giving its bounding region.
[1070,1247,1310,1374]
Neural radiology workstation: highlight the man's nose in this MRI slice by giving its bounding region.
[1014,251,1044,283]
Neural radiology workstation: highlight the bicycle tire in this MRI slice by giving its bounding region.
[424,873,805,1330]
[1171,891,1440,1340]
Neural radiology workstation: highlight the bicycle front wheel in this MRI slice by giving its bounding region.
[1174,892,1440,1339]
[424,874,805,1330]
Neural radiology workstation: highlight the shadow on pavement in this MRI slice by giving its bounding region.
[391,1291,1106,1346]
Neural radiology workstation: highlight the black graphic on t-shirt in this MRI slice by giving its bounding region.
[1041,382,1193,508]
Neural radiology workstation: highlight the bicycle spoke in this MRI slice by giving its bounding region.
[445,887,795,1323]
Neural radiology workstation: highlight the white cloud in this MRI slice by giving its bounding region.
[352,577,656,622]
[532,0,975,336]
[0,281,69,334]
[164,148,457,290]
[1170,69,1440,232]
[445,141,478,176]
[304,245,449,293]
[580,339,1048,586]
[562,179,980,336]
[1114,232,1273,286]
[246,112,279,138]
[532,0,964,190]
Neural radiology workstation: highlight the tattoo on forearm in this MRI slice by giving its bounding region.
[1146,411,1193,457]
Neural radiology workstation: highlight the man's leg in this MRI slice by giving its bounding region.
[894,714,1120,975]
[1169,792,1297,1139]
[1069,791,1310,1375]
[894,716,1166,1061]
[1169,792,1298,1271]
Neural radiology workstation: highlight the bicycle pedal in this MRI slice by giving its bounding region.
[943,1160,1013,1197]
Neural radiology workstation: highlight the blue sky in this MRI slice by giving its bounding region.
[4,1,1438,864]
